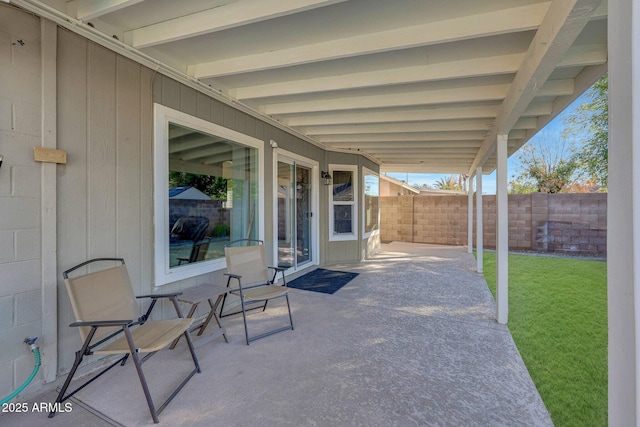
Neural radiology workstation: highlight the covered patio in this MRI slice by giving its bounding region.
[3,0,640,424]
[4,243,551,426]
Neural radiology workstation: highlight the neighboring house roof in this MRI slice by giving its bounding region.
[380,174,420,194]
[169,186,211,200]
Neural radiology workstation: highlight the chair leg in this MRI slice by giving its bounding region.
[124,327,159,423]
[242,295,294,345]
[48,349,84,419]
[49,327,100,419]
[285,294,294,330]
[240,297,251,345]
[169,295,200,372]
[183,328,201,373]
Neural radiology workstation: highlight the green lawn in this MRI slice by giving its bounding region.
[481,252,607,427]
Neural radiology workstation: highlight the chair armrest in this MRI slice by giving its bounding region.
[137,293,185,321]
[267,266,287,286]
[225,273,245,292]
[70,319,133,328]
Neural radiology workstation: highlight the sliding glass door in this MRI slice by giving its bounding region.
[277,157,315,270]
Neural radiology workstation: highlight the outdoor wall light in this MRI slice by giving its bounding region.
[0,155,3,169]
[321,171,332,185]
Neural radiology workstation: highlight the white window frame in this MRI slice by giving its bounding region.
[362,167,380,239]
[153,104,264,286]
[329,164,358,242]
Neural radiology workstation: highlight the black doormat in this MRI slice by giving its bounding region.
[287,268,359,294]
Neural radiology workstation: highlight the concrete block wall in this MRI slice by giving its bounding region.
[381,193,607,256]
[413,195,468,245]
[0,5,44,398]
[546,193,607,254]
[380,196,401,242]
[473,195,533,250]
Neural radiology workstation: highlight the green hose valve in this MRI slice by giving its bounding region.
[0,338,41,405]
[25,337,39,350]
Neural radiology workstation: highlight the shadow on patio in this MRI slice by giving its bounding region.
[2,242,552,427]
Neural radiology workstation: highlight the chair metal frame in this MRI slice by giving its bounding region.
[219,239,294,344]
[49,258,201,424]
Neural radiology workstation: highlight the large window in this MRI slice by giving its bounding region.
[363,169,379,237]
[154,105,263,285]
[329,165,357,241]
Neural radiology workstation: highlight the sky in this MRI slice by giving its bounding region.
[385,94,588,195]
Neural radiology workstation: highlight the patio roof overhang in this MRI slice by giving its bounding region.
[10,0,608,175]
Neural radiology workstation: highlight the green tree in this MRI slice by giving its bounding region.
[509,135,578,193]
[508,176,538,194]
[169,171,228,199]
[434,175,464,191]
[564,74,608,186]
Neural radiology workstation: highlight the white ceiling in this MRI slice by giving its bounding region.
[25,0,608,174]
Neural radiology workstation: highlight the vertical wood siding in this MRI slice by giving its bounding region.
[55,29,378,373]
[56,30,154,371]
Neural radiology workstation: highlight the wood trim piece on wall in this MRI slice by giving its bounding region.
[40,18,57,383]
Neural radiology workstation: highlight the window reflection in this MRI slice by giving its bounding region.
[168,123,258,268]
[364,172,379,234]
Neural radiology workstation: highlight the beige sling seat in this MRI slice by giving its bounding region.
[220,239,294,345]
[49,258,200,424]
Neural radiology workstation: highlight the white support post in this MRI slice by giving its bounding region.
[467,173,474,254]
[608,0,639,424]
[40,19,58,383]
[496,134,509,325]
[476,168,483,273]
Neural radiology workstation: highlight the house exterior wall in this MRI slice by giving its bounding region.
[0,6,379,396]
[55,32,378,373]
[152,76,379,267]
[0,5,44,398]
[323,152,380,265]
[55,28,157,375]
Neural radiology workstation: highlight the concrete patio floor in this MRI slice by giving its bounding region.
[1,242,552,426]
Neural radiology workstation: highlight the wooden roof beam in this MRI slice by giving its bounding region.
[264,83,511,115]
[71,0,144,21]
[284,105,500,126]
[125,0,346,48]
[189,2,550,78]
[232,53,524,100]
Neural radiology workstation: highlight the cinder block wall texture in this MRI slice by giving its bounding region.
[0,6,43,397]
[381,193,607,256]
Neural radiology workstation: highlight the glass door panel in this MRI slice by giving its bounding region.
[296,166,311,265]
[277,160,313,269]
[277,162,294,268]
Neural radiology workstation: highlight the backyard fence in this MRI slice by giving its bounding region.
[380,193,607,256]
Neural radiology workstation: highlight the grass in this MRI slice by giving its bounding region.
[481,252,607,427]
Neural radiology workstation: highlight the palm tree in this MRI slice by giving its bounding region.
[434,175,464,191]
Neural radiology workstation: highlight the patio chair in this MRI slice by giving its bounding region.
[170,216,210,265]
[220,239,294,345]
[178,237,211,265]
[49,258,200,424]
